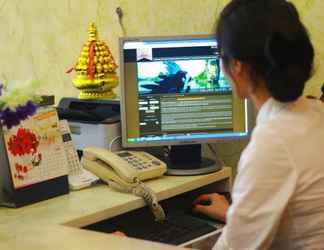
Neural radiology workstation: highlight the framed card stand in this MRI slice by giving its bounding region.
[0,108,69,208]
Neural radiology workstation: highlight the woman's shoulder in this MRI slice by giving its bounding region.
[242,97,324,173]
[253,97,324,141]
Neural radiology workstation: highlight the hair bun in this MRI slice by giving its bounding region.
[264,31,314,102]
[264,32,291,69]
[216,0,314,103]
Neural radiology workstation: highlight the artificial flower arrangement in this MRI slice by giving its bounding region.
[0,80,42,180]
[0,80,41,129]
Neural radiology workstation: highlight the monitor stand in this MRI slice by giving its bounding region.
[163,144,222,176]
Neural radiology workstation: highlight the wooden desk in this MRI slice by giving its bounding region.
[0,167,232,250]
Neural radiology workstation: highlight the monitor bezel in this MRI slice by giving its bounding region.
[119,35,255,148]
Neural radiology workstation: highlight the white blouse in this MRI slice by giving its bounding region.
[214,97,324,250]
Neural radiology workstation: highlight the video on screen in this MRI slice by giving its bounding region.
[137,59,231,95]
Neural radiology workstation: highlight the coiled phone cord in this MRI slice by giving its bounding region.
[107,179,166,222]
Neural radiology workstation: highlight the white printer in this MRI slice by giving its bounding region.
[57,98,121,151]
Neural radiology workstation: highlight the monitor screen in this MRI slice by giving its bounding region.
[120,35,253,148]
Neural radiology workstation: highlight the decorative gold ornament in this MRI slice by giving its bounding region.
[67,22,118,99]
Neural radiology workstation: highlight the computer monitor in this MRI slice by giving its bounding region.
[119,35,254,175]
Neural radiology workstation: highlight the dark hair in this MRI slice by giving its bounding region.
[216,0,314,102]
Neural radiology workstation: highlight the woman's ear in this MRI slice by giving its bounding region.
[227,60,253,99]
[230,60,244,76]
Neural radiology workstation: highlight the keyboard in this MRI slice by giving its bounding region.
[129,213,218,245]
[84,212,219,245]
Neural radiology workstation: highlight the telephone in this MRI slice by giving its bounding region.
[59,120,99,190]
[81,147,167,221]
[81,147,166,186]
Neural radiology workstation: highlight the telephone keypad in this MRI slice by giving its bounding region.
[118,151,165,172]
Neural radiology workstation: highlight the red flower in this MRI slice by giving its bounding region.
[14,163,29,180]
[7,128,39,156]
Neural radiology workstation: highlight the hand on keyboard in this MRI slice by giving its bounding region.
[192,193,229,223]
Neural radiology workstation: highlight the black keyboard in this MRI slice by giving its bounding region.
[127,213,218,245]
[84,212,219,245]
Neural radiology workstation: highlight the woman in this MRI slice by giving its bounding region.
[193,0,324,249]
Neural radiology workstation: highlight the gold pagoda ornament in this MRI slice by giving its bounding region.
[68,22,118,99]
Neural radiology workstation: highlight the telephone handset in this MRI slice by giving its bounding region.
[59,120,99,190]
[81,147,167,186]
[81,147,167,221]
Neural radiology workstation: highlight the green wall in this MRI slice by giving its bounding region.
[0,0,322,100]
[293,0,324,96]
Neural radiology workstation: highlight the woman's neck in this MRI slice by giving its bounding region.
[250,82,272,110]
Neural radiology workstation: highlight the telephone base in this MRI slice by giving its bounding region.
[165,157,222,176]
